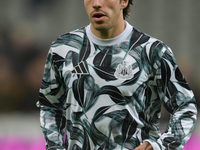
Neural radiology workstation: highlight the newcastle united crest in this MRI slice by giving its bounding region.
[114,61,134,80]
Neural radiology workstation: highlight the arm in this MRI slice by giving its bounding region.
[155,45,197,149]
[37,48,67,150]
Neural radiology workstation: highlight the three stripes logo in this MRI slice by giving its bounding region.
[71,61,89,75]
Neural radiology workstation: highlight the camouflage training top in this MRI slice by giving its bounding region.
[38,22,197,150]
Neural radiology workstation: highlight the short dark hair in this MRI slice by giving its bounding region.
[122,0,134,19]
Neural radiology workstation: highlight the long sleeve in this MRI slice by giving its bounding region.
[37,48,68,150]
[152,45,197,149]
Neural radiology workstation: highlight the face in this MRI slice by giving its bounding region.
[84,0,128,38]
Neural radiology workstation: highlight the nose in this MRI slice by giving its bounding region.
[93,0,101,9]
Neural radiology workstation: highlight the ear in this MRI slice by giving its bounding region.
[121,0,129,9]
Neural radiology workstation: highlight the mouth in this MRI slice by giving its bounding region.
[92,12,106,18]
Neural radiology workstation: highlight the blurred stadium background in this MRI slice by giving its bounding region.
[0,0,199,149]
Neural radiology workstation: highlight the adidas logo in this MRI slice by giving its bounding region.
[71,61,89,75]
[114,61,134,80]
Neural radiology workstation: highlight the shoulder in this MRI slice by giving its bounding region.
[51,27,86,48]
[133,27,172,56]
[130,27,176,69]
[47,27,87,59]
[44,27,87,66]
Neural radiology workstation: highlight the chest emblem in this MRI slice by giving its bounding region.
[114,61,134,80]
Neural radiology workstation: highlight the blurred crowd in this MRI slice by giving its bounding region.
[0,17,46,112]
[0,0,54,112]
[0,0,199,114]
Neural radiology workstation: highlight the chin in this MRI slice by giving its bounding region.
[93,23,109,32]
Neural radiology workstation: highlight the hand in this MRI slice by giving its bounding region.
[134,141,153,150]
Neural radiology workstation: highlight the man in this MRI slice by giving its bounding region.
[37,0,197,149]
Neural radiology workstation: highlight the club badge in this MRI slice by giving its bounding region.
[114,61,134,80]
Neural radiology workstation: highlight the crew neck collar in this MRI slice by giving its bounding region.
[86,21,132,46]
